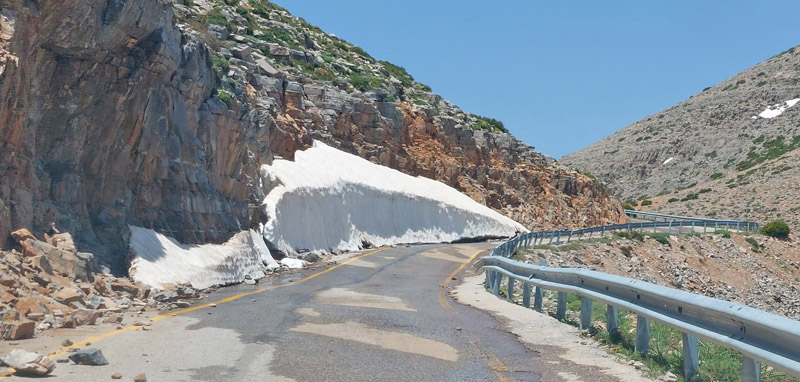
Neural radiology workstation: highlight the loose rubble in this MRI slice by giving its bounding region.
[0,349,56,376]
[68,348,109,366]
[0,228,204,342]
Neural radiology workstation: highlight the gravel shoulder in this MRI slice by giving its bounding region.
[451,273,656,382]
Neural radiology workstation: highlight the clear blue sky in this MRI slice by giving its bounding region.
[273,1,800,158]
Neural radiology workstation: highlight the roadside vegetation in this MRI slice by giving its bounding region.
[501,226,798,382]
[761,220,791,239]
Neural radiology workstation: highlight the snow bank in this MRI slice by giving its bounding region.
[756,98,800,119]
[260,141,527,255]
[128,226,279,289]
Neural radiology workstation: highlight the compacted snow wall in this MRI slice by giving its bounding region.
[128,226,279,289]
[260,141,527,255]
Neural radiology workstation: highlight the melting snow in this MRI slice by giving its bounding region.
[755,98,800,119]
[128,226,279,289]
[663,157,674,165]
[280,258,306,269]
[260,141,527,255]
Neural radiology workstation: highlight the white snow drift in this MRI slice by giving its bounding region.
[755,98,800,119]
[260,141,527,255]
[128,226,279,289]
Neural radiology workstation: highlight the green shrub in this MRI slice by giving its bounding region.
[217,89,233,108]
[681,193,699,201]
[760,221,790,239]
[380,61,414,87]
[348,73,384,92]
[698,188,712,194]
[667,198,679,203]
[745,237,760,251]
[207,8,232,31]
[710,172,725,180]
[471,115,508,133]
[714,229,731,238]
[640,200,653,206]
[614,231,631,239]
[622,203,635,210]
[631,231,645,241]
[646,232,671,246]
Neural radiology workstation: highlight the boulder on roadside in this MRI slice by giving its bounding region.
[111,280,149,299]
[1,349,56,375]
[0,319,35,340]
[62,309,99,328]
[31,241,93,281]
[67,348,108,366]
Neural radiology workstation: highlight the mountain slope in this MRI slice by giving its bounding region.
[0,0,622,271]
[563,45,800,226]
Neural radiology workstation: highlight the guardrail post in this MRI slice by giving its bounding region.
[741,356,761,382]
[580,296,592,330]
[601,226,605,237]
[492,272,501,296]
[567,231,572,242]
[653,222,657,233]
[668,221,673,234]
[737,222,741,231]
[507,277,515,302]
[606,305,620,341]
[556,292,567,320]
[635,316,650,354]
[682,333,700,381]
[626,224,631,232]
[678,222,682,234]
[534,286,543,312]
[703,221,707,233]
[691,222,695,233]
[522,283,531,308]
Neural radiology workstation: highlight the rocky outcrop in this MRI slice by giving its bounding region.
[0,0,623,271]
[0,0,272,271]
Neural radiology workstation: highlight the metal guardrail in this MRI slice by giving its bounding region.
[625,209,761,231]
[476,215,800,382]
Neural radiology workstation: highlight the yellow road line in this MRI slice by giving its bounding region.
[439,249,485,311]
[43,247,388,360]
[438,248,514,382]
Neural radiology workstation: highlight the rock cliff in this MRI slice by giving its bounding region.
[0,0,623,272]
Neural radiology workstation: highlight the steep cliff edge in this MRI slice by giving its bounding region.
[0,0,623,271]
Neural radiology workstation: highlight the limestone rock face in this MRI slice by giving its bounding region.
[0,0,624,270]
[0,0,271,270]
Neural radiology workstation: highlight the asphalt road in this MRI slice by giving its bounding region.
[28,243,550,381]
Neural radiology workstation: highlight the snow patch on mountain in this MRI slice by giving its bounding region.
[260,141,527,255]
[128,226,279,289]
[756,98,800,119]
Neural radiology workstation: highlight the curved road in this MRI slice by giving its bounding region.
[8,243,639,381]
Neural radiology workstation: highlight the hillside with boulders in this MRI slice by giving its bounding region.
[562,45,800,227]
[516,231,800,320]
[0,0,623,272]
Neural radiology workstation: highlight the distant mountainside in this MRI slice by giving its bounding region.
[563,45,800,227]
[0,0,622,270]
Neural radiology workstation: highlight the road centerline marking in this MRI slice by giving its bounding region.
[439,249,485,311]
[43,247,388,361]
[438,247,515,382]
